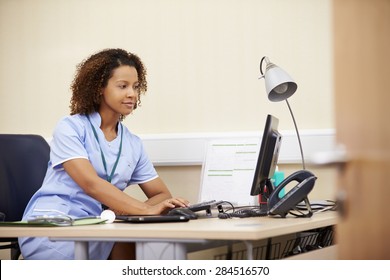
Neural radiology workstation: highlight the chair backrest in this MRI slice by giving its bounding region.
[0,134,50,221]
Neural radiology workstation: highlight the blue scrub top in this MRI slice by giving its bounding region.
[19,112,158,259]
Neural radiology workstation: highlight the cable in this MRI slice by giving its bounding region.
[218,206,267,219]
[219,200,235,211]
[295,200,336,211]
[292,200,337,217]
[288,208,313,218]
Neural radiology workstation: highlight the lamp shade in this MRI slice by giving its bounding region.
[264,60,297,102]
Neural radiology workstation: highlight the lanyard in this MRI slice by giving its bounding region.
[87,115,123,183]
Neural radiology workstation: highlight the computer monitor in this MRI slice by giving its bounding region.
[250,114,282,196]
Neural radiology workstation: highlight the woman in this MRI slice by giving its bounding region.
[19,48,188,259]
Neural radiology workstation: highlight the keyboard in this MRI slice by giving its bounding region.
[187,200,224,212]
[166,200,224,219]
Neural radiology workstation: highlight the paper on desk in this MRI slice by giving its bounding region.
[199,138,260,206]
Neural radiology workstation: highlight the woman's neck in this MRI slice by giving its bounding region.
[98,111,120,141]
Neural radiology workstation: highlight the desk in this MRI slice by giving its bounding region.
[0,211,337,260]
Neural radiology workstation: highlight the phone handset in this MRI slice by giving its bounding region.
[268,170,317,218]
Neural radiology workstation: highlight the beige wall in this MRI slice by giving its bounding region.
[0,0,335,202]
[0,0,333,135]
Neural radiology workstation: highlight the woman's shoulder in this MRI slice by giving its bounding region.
[53,114,88,136]
[56,114,88,126]
[121,123,141,140]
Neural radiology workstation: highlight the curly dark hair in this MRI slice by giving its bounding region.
[70,48,147,119]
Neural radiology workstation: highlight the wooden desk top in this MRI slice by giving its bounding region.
[0,211,337,242]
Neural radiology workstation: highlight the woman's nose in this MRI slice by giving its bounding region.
[127,87,135,97]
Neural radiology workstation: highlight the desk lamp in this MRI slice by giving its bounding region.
[258,56,316,217]
[259,56,304,169]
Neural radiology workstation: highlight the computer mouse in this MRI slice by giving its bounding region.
[167,208,198,219]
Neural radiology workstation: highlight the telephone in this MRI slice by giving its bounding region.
[268,170,317,218]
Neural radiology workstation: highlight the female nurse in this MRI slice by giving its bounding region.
[19,48,189,260]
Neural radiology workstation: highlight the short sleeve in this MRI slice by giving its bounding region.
[50,116,89,170]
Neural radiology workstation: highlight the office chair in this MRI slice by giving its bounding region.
[0,134,50,260]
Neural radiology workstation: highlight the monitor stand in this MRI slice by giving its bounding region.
[259,179,274,213]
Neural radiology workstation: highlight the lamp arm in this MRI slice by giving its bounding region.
[286,99,306,170]
[259,56,267,75]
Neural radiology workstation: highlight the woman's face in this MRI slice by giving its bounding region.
[100,65,139,117]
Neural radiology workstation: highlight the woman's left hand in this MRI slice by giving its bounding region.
[164,197,189,208]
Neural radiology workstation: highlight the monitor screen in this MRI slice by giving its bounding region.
[250,114,282,196]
